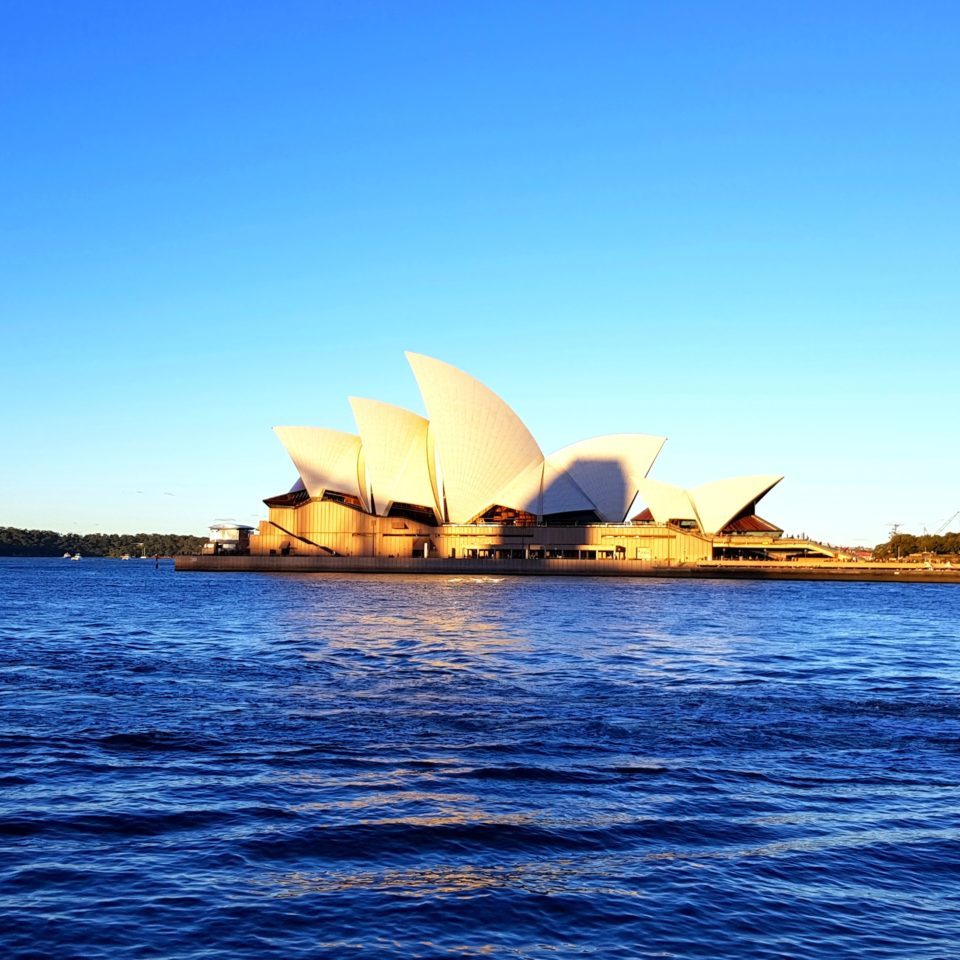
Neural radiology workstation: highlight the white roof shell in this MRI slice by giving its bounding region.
[349,397,439,517]
[689,475,783,535]
[541,460,598,515]
[489,459,597,518]
[273,426,367,508]
[631,477,700,525]
[489,459,545,517]
[268,353,785,536]
[406,352,545,523]
[548,434,666,522]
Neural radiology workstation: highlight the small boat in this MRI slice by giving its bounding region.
[120,554,131,561]
[63,552,72,559]
[71,553,81,561]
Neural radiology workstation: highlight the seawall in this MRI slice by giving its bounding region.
[174,555,960,584]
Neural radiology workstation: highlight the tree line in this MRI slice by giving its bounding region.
[873,531,960,560]
[0,526,207,557]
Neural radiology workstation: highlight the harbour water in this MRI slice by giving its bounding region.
[2,557,959,958]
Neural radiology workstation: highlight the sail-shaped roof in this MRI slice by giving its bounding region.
[631,477,700,525]
[548,434,666,522]
[267,352,786,538]
[490,460,544,516]
[488,459,597,517]
[689,475,783,535]
[273,426,367,508]
[349,397,439,517]
[540,460,598,515]
[406,352,545,524]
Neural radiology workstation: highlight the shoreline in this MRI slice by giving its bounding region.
[173,554,960,584]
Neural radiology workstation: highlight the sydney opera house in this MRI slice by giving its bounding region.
[234,352,829,566]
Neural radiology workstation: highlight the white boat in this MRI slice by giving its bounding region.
[63,552,72,559]
[71,553,81,561]
[120,554,131,560]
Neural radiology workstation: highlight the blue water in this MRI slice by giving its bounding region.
[2,557,959,958]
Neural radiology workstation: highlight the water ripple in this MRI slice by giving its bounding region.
[1,558,959,958]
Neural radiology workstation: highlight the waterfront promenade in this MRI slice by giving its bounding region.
[175,554,960,584]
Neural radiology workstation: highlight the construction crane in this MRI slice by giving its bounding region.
[934,511,959,536]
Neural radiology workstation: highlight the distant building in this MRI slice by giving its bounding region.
[203,523,255,555]
[251,352,829,563]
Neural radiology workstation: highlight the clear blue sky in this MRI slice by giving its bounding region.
[2,1,958,546]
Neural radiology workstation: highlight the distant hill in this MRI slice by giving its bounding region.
[0,526,207,558]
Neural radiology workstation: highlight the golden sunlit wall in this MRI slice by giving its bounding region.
[254,500,712,563]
